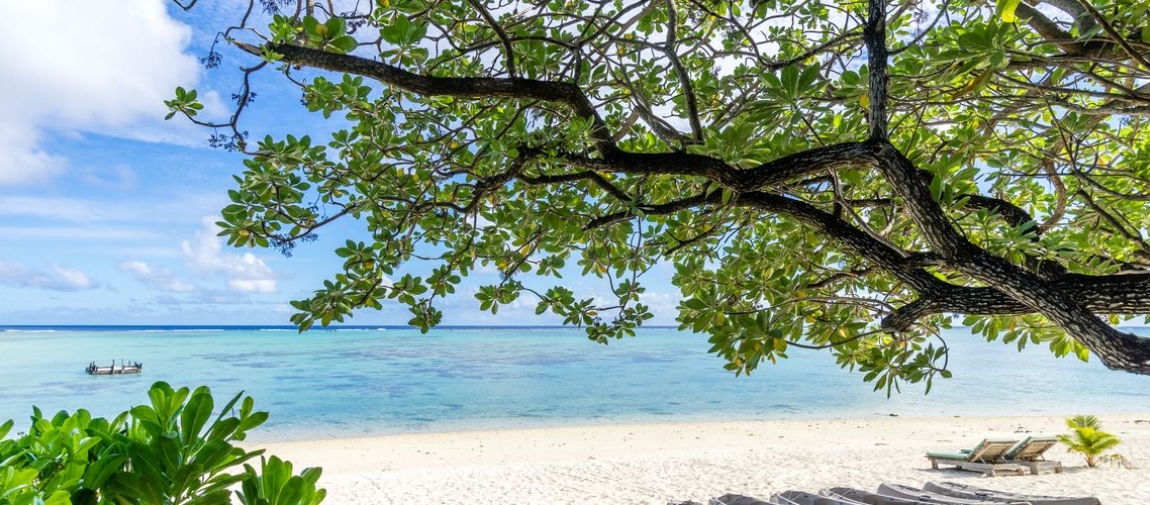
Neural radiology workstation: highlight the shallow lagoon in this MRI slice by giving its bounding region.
[1,326,1146,441]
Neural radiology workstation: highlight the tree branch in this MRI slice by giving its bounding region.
[246,42,618,154]
[961,194,1068,278]
[864,0,888,141]
[873,141,1150,373]
[556,143,877,195]
[1016,2,1088,55]
[517,169,634,203]
[586,187,953,294]
[882,273,1150,330]
[465,0,518,77]
[1074,0,1150,71]
[663,0,703,142]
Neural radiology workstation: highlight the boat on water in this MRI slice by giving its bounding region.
[86,360,142,375]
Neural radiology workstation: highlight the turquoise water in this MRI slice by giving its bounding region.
[1,326,1147,442]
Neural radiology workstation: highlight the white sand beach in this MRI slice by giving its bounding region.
[256,414,1150,504]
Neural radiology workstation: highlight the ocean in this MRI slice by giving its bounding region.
[1,326,1147,442]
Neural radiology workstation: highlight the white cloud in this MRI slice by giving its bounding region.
[0,125,69,184]
[0,0,221,185]
[115,217,279,295]
[636,290,680,324]
[181,217,277,293]
[0,261,97,291]
[227,279,277,293]
[53,267,96,290]
[118,260,197,292]
[0,196,121,222]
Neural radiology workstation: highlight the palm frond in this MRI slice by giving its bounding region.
[1060,414,1127,468]
[1066,414,1102,431]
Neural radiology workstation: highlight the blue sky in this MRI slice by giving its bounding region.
[0,0,681,326]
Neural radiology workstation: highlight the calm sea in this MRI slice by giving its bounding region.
[0,326,1147,442]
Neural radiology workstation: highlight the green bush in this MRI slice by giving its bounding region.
[1057,414,1132,468]
[0,382,324,504]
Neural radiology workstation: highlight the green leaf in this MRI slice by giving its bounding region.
[928,174,944,202]
[324,17,346,37]
[330,35,357,53]
[180,388,215,444]
[302,16,320,36]
[83,453,130,489]
[997,0,1020,22]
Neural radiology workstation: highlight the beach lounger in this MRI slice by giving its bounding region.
[925,438,1025,476]
[772,490,867,505]
[823,487,940,505]
[711,494,776,505]
[877,484,1029,504]
[923,481,1100,505]
[1002,436,1063,475]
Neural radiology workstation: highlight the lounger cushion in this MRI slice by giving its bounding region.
[926,438,1018,462]
[926,451,973,460]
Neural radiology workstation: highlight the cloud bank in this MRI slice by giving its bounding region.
[118,260,196,293]
[0,261,97,291]
[0,0,211,185]
[181,218,277,293]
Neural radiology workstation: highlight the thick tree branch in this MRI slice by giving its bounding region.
[863,0,1150,373]
[874,141,1150,373]
[864,0,888,141]
[585,188,951,294]
[585,181,1150,339]
[245,42,618,154]
[738,142,875,191]
[562,150,738,185]
[562,142,876,194]
[738,191,954,294]
[1016,3,1088,55]
[883,273,1150,330]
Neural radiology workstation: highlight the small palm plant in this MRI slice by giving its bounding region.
[1057,415,1131,468]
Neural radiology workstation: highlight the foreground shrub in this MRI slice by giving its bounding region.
[0,381,324,504]
[1057,414,1132,469]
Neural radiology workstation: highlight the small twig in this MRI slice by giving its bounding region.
[465,0,518,77]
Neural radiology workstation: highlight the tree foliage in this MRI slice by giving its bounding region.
[172,0,1150,390]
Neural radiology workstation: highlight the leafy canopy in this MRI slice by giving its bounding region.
[171,0,1150,391]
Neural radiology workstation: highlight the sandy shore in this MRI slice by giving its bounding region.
[254,414,1150,504]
